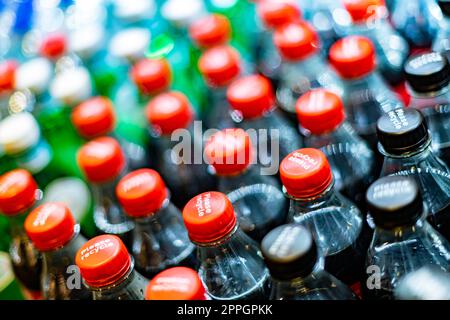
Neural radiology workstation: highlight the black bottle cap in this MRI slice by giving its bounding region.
[261,224,317,281]
[366,176,423,229]
[376,108,429,155]
[404,52,450,93]
[438,0,450,17]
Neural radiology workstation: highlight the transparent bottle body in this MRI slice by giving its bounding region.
[363,217,450,300]
[341,72,403,148]
[41,230,91,300]
[408,87,450,165]
[303,122,376,206]
[131,201,197,278]
[203,87,235,130]
[219,166,287,241]
[379,146,450,239]
[257,31,282,82]
[287,188,368,284]
[197,227,270,300]
[433,17,450,61]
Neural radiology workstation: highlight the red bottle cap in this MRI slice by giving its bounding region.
[71,96,116,138]
[145,267,206,300]
[0,169,38,215]
[189,14,231,49]
[131,58,172,96]
[0,60,17,94]
[76,234,131,288]
[274,21,319,62]
[39,33,67,60]
[343,0,384,23]
[116,169,168,218]
[227,75,275,119]
[257,0,302,29]
[204,128,253,176]
[145,91,194,135]
[329,35,376,79]
[280,148,333,198]
[24,202,76,251]
[198,45,241,87]
[77,136,126,184]
[182,191,237,244]
[296,89,346,134]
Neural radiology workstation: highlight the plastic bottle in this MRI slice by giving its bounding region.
[296,88,376,206]
[280,148,368,285]
[376,108,450,240]
[145,267,208,300]
[329,35,404,149]
[0,60,17,119]
[363,175,450,300]
[115,169,196,278]
[204,128,287,241]
[404,52,450,164]
[433,0,450,61]
[24,202,90,300]
[182,191,270,300]
[261,224,358,300]
[76,234,148,300]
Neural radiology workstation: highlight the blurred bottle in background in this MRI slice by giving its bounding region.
[433,0,450,60]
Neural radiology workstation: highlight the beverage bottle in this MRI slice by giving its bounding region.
[24,202,90,300]
[261,224,358,300]
[77,136,134,243]
[433,0,450,61]
[131,58,172,98]
[280,148,367,284]
[376,108,450,240]
[71,96,148,170]
[0,252,26,300]
[363,175,450,300]
[404,52,450,164]
[341,0,409,85]
[204,128,287,241]
[0,169,41,295]
[255,0,302,83]
[115,168,196,278]
[394,266,450,300]
[182,191,270,300]
[76,234,148,300]
[296,88,376,207]
[145,91,216,208]
[227,74,302,162]
[145,267,208,300]
[198,45,242,129]
[274,21,343,122]
[111,0,160,32]
[329,35,404,149]
[0,60,17,119]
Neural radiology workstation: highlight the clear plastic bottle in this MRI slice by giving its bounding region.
[376,108,450,240]
[204,128,287,241]
[280,148,368,285]
[404,52,450,165]
[145,91,217,208]
[75,234,148,300]
[274,21,343,121]
[0,169,42,295]
[198,45,242,130]
[145,267,208,300]
[296,89,376,207]
[341,0,409,85]
[363,175,450,300]
[77,136,135,243]
[24,202,91,300]
[115,168,197,278]
[261,224,358,300]
[329,35,404,149]
[182,191,270,300]
[433,0,450,61]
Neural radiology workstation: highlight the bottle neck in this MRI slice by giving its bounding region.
[41,226,85,266]
[286,183,335,212]
[373,215,428,242]
[288,52,325,75]
[6,209,30,237]
[133,198,171,229]
[407,83,450,99]
[378,138,433,159]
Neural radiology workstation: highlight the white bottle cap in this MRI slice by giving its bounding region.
[0,112,40,155]
[109,28,150,62]
[114,0,156,23]
[15,58,53,95]
[50,67,92,106]
[162,0,206,28]
[70,25,105,59]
